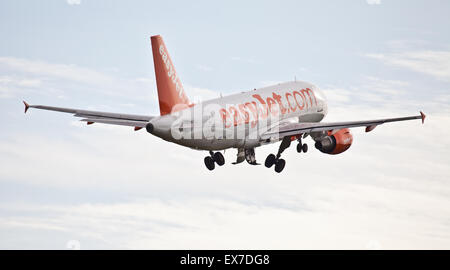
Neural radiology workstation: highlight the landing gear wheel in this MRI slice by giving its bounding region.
[302,143,308,153]
[213,152,225,166]
[274,159,286,173]
[204,156,215,171]
[265,154,276,168]
[297,143,308,153]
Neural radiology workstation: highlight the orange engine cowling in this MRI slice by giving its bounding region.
[314,128,353,155]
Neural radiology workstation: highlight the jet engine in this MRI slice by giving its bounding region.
[314,128,353,155]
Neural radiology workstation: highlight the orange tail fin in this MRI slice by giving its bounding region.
[151,35,190,115]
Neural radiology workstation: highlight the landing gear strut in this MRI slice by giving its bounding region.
[232,148,260,165]
[296,137,308,153]
[204,151,225,171]
[244,148,259,165]
[265,136,291,173]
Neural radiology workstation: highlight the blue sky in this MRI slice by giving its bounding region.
[0,0,450,249]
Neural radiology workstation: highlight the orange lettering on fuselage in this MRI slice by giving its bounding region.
[293,90,305,110]
[228,106,241,126]
[238,103,250,124]
[219,108,231,128]
[220,88,318,127]
[301,88,317,107]
[285,92,297,112]
[244,101,258,128]
[252,94,269,119]
[266,97,278,117]
[272,92,287,114]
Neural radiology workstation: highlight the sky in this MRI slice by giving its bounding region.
[0,0,450,249]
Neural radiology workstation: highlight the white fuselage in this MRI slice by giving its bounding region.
[149,81,328,150]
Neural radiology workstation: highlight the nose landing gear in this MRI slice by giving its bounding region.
[296,137,308,153]
[204,151,225,171]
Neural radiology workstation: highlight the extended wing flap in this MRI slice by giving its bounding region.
[80,118,148,128]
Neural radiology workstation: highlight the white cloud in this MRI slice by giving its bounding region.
[260,80,283,87]
[0,76,41,88]
[361,76,408,96]
[0,76,42,98]
[0,57,159,115]
[1,177,450,249]
[195,64,213,72]
[0,57,113,86]
[322,76,409,106]
[365,51,450,82]
[2,97,450,249]
[67,0,81,5]
[385,40,429,50]
[1,55,449,249]
[184,84,220,102]
[366,0,381,5]
[231,56,256,64]
[134,77,153,84]
[322,87,352,103]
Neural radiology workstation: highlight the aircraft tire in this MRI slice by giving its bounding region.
[265,154,276,168]
[213,152,225,166]
[274,159,286,173]
[204,156,215,171]
[302,143,308,153]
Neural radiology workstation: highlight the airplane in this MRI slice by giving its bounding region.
[23,35,426,173]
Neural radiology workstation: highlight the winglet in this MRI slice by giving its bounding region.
[420,111,426,124]
[23,101,30,114]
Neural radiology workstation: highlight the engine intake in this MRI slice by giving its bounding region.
[146,123,154,134]
[315,128,353,155]
[315,136,336,153]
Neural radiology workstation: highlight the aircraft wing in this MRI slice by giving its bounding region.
[23,101,153,130]
[261,111,426,140]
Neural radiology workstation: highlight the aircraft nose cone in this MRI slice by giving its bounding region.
[146,123,154,134]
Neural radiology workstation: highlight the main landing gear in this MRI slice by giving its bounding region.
[265,136,290,173]
[204,151,225,171]
[265,136,308,173]
[265,153,285,173]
